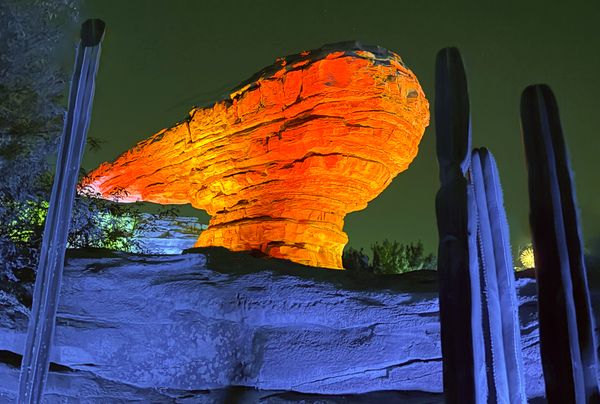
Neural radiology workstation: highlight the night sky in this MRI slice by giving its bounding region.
[77,0,600,257]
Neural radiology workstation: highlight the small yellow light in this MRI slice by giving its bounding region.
[519,245,535,270]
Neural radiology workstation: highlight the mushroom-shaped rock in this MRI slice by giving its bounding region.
[81,42,430,269]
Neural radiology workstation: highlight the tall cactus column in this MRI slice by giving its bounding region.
[18,19,106,403]
[435,47,526,404]
[434,47,477,403]
[470,148,526,404]
[521,84,600,403]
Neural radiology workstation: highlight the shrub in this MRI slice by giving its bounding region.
[69,188,145,253]
[343,240,437,274]
[0,182,177,311]
[372,239,436,274]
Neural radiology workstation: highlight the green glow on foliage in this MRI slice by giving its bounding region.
[91,211,137,251]
[6,198,141,252]
[8,200,49,242]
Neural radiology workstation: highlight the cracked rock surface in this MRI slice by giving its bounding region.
[2,248,591,402]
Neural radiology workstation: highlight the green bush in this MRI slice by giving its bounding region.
[0,180,174,306]
[372,239,436,274]
[343,240,437,274]
[69,187,146,253]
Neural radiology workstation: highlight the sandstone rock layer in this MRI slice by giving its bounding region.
[82,42,430,269]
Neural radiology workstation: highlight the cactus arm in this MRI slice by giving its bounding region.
[543,88,599,400]
[436,47,529,403]
[471,148,527,403]
[434,47,472,184]
[478,148,527,403]
[466,173,489,403]
[435,47,479,403]
[471,150,510,402]
[520,84,599,402]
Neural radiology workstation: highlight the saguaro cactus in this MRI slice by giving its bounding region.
[435,47,525,403]
[521,84,600,403]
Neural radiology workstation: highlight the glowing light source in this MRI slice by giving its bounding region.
[518,244,536,270]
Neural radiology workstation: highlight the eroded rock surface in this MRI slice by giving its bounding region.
[82,42,430,269]
[0,249,575,402]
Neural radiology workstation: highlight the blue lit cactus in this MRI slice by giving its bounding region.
[521,85,600,403]
[435,47,526,403]
[469,147,526,404]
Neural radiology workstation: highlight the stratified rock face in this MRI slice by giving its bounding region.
[0,250,566,402]
[82,42,430,269]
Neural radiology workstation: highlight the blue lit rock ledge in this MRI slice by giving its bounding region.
[1,247,598,403]
[135,214,207,255]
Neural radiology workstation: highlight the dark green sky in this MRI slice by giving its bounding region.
[77,0,600,256]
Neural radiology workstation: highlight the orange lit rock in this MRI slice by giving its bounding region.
[81,42,430,269]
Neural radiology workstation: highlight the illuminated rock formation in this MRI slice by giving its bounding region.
[81,42,430,269]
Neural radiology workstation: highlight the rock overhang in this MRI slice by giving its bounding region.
[81,42,430,269]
